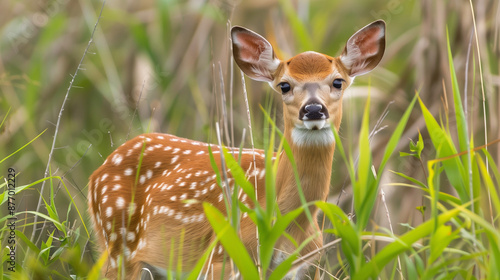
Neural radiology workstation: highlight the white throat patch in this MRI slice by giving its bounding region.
[291,127,335,147]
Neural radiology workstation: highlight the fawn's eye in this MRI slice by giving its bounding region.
[279,82,291,94]
[332,79,343,89]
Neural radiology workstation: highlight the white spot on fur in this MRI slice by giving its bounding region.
[129,202,136,215]
[124,168,133,176]
[106,207,113,218]
[133,142,143,149]
[116,197,125,209]
[259,169,266,179]
[127,232,136,242]
[101,173,109,182]
[112,154,123,166]
[171,155,179,164]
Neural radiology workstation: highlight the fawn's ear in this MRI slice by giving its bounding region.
[231,26,281,82]
[340,20,386,77]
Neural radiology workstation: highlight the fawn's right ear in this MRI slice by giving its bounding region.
[231,26,281,82]
[340,20,386,77]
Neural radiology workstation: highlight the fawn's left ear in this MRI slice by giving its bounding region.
[231,26,281,82]
[340,20,386,77]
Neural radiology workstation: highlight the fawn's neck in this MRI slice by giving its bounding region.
[275,130,335,216]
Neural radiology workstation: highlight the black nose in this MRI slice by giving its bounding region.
[300,103,328,120]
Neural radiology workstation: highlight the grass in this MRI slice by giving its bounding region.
[1,0,499,279]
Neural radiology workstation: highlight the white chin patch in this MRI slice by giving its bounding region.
[292,127,335,147]
[303,120,326,130]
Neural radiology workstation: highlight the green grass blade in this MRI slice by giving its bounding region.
[0,107,11,129]
[87,250,108,280]
[332,125,356,193]
[355,89,373,230]
[265,121,277,221]
[317,201,360,271]
[268,253,297,280]
[390,171,427,189]
[378,93,419,175]
[0,129,47,165]
[203,203,259,279]
[476,154,500,215]
[278,0,313,52]
[0,182,31,206]
[221,147,257,203]
[446,27,469,154]
[15,230,40,255]
[418,97,468,201]
[353,207,462,279]
[260,207,303,273]
[186,237,220,280]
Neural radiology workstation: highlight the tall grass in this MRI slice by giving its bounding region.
[1,0,499,279]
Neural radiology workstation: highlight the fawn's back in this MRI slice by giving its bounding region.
[89,133,267,276]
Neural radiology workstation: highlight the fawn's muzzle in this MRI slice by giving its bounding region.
[300,103,329,120]
[299,102,329,130]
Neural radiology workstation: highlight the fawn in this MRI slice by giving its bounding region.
[88,20,385,279]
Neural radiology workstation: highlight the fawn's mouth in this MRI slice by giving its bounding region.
[302,119,330,130]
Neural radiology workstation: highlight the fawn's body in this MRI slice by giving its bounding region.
[89,20,385,279]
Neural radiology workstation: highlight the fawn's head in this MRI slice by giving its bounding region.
[232,20,385,147]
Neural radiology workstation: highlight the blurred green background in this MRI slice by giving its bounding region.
[1,0,499,276]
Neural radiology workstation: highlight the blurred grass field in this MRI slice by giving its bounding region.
[1,0,500,279]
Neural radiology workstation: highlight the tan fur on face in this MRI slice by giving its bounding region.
[276,55,351,136]
[286,51,334,81]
